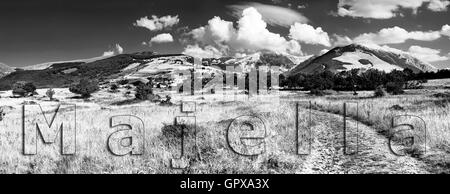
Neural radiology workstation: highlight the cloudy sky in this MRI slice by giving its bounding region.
[1,0,450,68]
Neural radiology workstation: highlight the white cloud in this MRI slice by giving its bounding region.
[341,42,447,64]
[102,51,115,57]
[353,26,441,45]
[149,33,174,44]
[428,0,450,11]
[182,44,224,58]
[361,44,406,55]
[337,0,450,19]
[234,7,302,54]
[189,16,236,45]
[103,44,124,57]
[228,2,309,27]
[408,45,449,62]
[115,44,124,54]
[441,24,450,37]
[185,7,303,56]
[208,17,235,42]
[289,23,331,47]
[332,34,354,46]
[134,15,180,31]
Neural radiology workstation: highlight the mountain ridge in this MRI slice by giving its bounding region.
[0,44,441,90]
[288,44,437,75]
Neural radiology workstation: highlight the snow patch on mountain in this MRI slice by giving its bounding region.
[334,50,403,72]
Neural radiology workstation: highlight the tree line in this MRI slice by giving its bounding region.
[279,68,431,95]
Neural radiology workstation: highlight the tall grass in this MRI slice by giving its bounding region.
[0,101,312,174]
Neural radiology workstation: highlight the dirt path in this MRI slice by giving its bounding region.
[298,110,429,174]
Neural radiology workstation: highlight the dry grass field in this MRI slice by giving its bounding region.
[0,83,449,174]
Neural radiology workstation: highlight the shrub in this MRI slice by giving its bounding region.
[160,95,173,105]
[386,82,404,95]
[109,84,119,93]
[389,105,404,111]
[23,82,37,94]
[69,79,99,98]
[124,91,131,97]
[433,93,450,98]
[12,88,27,97]
[110,84,118,90]
[0,108,5,121]
[46,88,55,100]
[135,82,153,100]
[309,89,325,96]
[373,86,386,97]
[12,81,36,97]
[124,85,133,90]
[117,79,129,85]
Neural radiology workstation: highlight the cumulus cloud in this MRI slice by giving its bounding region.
[103,44,124,57]
[442,24,450,37]
[234,8,302,54]
[361,44,405,55]
[228,2,309,27]
[182,44,224,58]
[353,26,441,45]
[188,16,236,45]
[428,0,450,11]
[408,45,449,62]
[207,17,235,42]
[371,44,448,63]
[336,0,450,19]
[149,33,174,44]
[102,51,115,57]
[134,15,180,31]
[332,34,354,46]
[289,23,331,47]
[185,7,303,56]
[362,44,445,63]
[116,44,124,54]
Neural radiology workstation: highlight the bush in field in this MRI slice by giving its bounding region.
[12,81,37,97]
[0,108,5,121]
[309,89,325,96]
[160,95,173,105]
[373,85,386,97]
[135,82,153,100]
[46,88,55,100]
[386,82,404,95]
[124,85,133,90]
[23,82,37,94]
[69,79,99,98]
[406,79,427,89]
[111,84,118,90]
[109,84,119,93]
[117,79,129,85]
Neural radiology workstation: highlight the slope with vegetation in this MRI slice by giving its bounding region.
[0,52,162,90]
